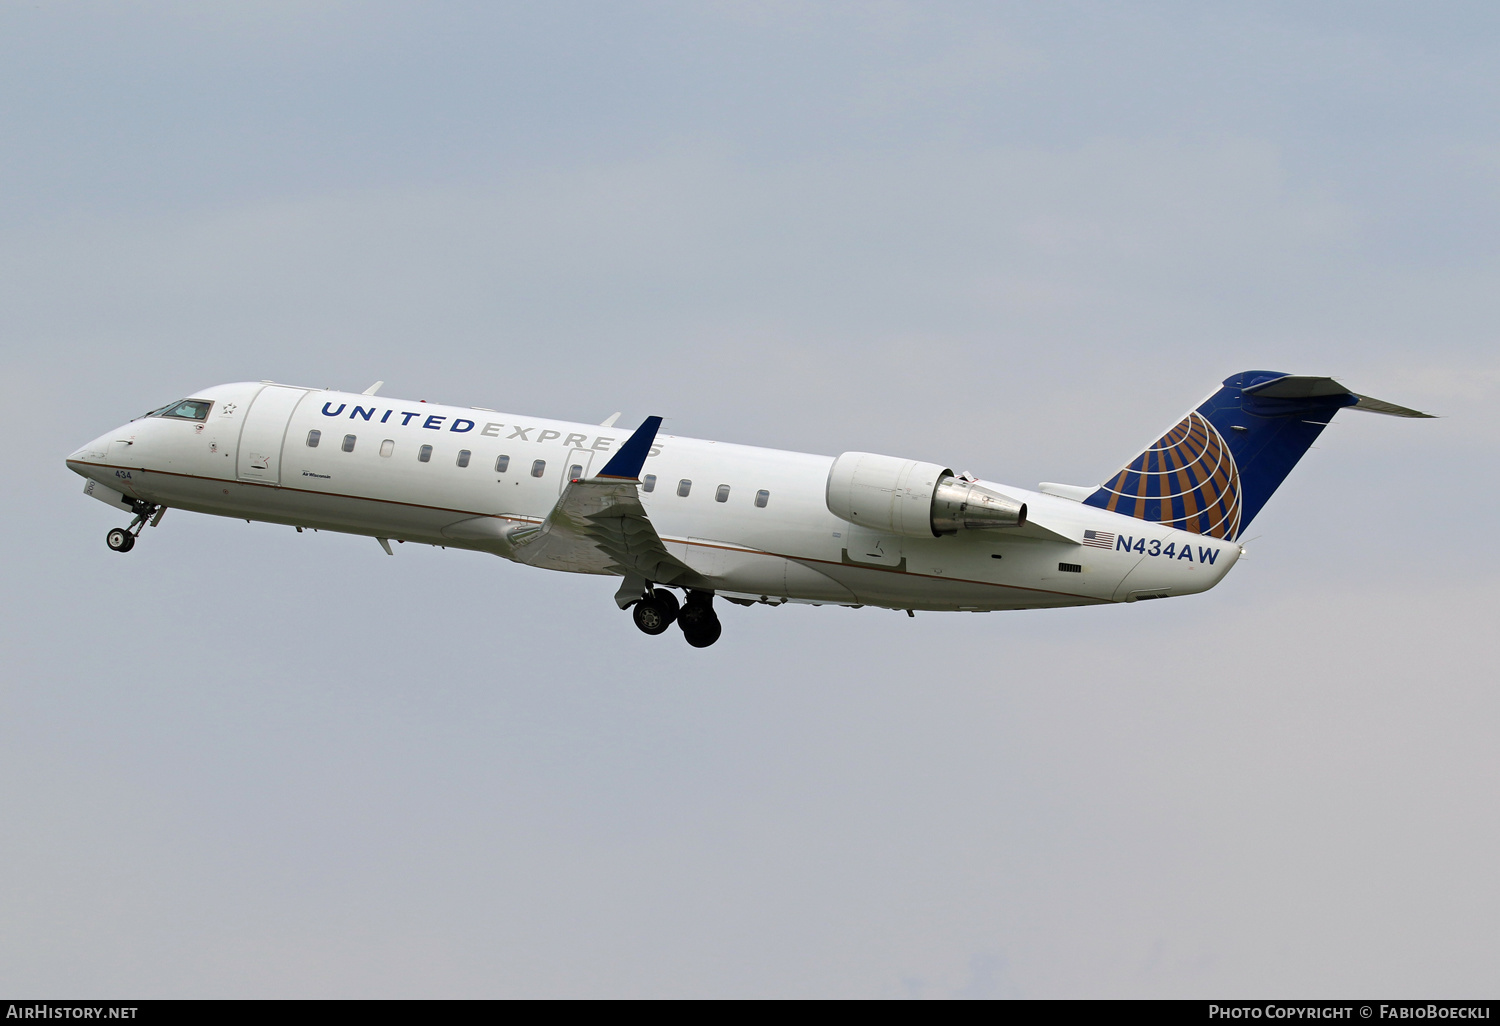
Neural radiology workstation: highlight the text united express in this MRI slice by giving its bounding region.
[321,403,663,456]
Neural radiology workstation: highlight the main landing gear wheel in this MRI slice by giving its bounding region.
[682,616,722,648]
[106,528,134,553]
[677,591,722,648]
[632,591,680,636]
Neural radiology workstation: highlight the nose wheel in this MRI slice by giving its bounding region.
[105,502,163,554]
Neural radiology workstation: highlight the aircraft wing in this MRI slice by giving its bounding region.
[507,417,707,587]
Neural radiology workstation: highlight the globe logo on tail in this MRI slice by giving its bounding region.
[1093,411,1242,540]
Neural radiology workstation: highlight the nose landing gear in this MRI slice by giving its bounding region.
[106,502,164,554]
[625,586,721,646]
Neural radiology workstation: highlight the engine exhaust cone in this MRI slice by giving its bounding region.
[930,477,1027,534]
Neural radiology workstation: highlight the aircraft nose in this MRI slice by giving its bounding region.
[66,430,118,470]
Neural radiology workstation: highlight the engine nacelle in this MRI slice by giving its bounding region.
[825,452,1027,538]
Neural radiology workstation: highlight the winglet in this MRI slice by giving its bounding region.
[597,416,662,480]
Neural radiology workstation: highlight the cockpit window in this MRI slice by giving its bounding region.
[153,399,212,421]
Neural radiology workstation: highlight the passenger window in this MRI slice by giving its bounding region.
[569,463,583,481]
[495,455,510,473]
[306,430,321,448]
[677,479,692,497]
[379,439,394,457]
[755,489,769,508]
[715,484,730,503]
[456,450,471,468]
[342,434,356,453]
[418,445,433,463]
[642,474,656,492]
[531,459,546,478]
[158,400,212,421]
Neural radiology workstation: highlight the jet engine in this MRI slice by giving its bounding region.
[825,451,1027,538]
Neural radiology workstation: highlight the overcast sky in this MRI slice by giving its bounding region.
[2,2,1497,998]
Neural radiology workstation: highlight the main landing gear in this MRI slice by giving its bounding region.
[677,591,722,648]
[632,588,680,635]
[629,587,722,647]
[106,502,164,554]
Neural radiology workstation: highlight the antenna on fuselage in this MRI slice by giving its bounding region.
[362,381,384,396]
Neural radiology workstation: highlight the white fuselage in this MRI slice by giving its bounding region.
[66,382,1241,612]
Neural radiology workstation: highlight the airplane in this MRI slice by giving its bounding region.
[65,371,1430,647]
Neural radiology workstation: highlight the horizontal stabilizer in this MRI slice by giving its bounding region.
[1241,374,1349,399]
[1351,393,1435,418]
[1243,374,1434,418]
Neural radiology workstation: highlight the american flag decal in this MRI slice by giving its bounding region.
[1081,529,1115,550]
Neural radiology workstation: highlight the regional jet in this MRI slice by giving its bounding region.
[66,372,1429,647]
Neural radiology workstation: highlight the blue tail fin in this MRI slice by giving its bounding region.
[1082,371,1430,540]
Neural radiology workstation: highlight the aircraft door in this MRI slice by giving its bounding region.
[236,385,309,485]
[561,449,594,492]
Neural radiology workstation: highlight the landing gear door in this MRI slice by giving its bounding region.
[561,449,594,493]
[843,525,904,567]
[236,385,309,485]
